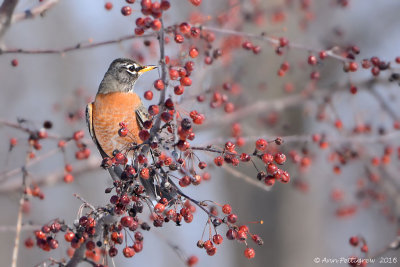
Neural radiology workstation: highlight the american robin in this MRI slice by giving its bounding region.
[86,58,177,202]
[86,58,156,159]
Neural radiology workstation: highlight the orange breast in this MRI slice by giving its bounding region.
[92,92,142,157]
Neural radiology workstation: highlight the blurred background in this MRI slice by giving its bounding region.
[1,0,400,266]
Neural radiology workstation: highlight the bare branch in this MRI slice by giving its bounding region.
[0,32,157,55]
[0,224,41,232]
[12,0,59,23]
[0,156,100,193]
[201,25,349,63]
[0,0,19,39]
[11,161,28,267]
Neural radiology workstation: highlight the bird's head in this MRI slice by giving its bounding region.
[98,58,157,94]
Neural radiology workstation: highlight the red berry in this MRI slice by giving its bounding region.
[73,130,84,141]
[280,61,290,71]
[185,61,195,71]
[214,156,224,166]
[144,90,153,100]
[179,22,191,34]
[350,85,357,94]
[65,164,73,172]
[63,173,74,183]
[24,237,34,248]
[154,79,165,90]
[222,204,232,214]
[64,231,75,242]
[274,153,286,165]
[109,246,118,257]
[279,37,289,47]
[139,130,150,141]
[361,244,368,253]
[105,2,113,10]
[255,139,267,150]
[121,6,132,16]
[180,77,192,86]
[10,137,17,146]
[121,216,134,228]
[236,230,247,241]
[252,46,261,54]
[135,28,145,35]
[224,102,234,113]
[310,71,320,80]
[244,247,255,259]
[174,34,184,43]
[148,105,159,115]
[154,203,165,213]
[141,0,151,8]
[123,247,135,258]
[227,213,237,223]
[187,255,199,266]
[226,229,237,240]
[169,69,179,80]
[213,234,223,245]
[371,66,380,76]
[11,59,18,67]
[118,127,128,137]
[348,61,358,72]
[262,153,273,164]
[126,0,135,3]
[308,55,317,65]
[371,56,380,66]
[242,41,253,50]
[349,236,359,246]
[140,168,150,179]
[160,1,171,10]
[189,0,201,6]
[174,85,184,95]
[266,163,278,174]
[319,50,327,59]
[111,231,123,244]
[151,19,162,31]
[225,141,236,152]
[189,47,199,58]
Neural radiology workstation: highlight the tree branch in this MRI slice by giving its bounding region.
[12,0,59,23]
[0,0,18,39]
[0,32,157,55]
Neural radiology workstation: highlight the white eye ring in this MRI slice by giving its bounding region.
[127,64,139,73]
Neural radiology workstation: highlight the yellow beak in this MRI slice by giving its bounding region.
[138,65,157,74]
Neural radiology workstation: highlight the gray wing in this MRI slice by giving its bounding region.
[135,104,150,130]
[85,103,108,158]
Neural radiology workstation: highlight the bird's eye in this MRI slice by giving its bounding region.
[128,66,135,72]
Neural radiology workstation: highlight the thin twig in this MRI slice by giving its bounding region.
[0,156,100,192]
[11,159,28,267]
[150,19,168,139]
[221,163,271,192]
[0,139,74,184]
[369,86,399,121]
[199,130,400,147]
[0,118,62,139]
[73,193,96,211]
[201,25,348,63]
[12,0,59,23]
[0,224,41,232]
[0,32,157,55]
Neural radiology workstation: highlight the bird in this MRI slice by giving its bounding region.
[86,58,156,159]
[86,58,177,203]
